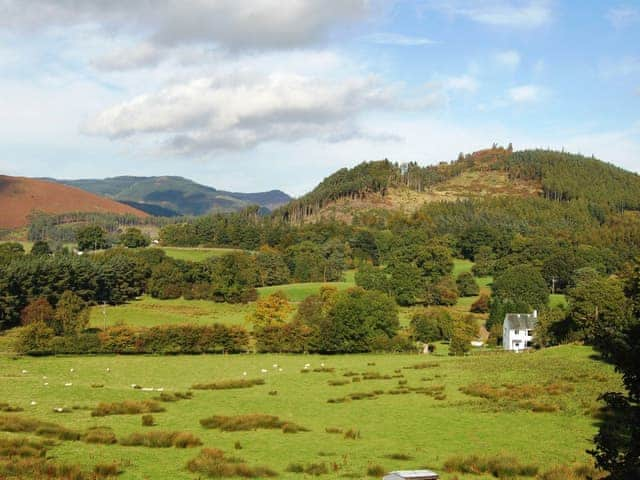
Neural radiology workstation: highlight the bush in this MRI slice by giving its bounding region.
[0,415,81,441]
[367,464,386,477]
[471,294,490,313]
[94,462,122,477]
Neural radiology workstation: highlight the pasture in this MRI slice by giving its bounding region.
[160,247,246,262]
[0,346,617,479]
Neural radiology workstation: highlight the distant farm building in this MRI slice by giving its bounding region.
[383,470,439,480]
[503,310,538,351]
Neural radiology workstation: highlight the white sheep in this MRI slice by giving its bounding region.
[272,364,278,368]
[64,382,72,387]
[54,407,64,413]
[21,369,27,374]
[131,384,138,388]
[141,387,154,392]
[278,368,283,372]
[106,368,110,372]
[261,369,268,373]
[30,401,37,406]
[320,363,325,367]
[42,376,47,380]
[43,382,48,386]
[69,368,74,373]
[155,387,164,392]
[242,371,247,376]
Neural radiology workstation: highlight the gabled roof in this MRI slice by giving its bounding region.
[504,313,538,330]
[383,470,439,480]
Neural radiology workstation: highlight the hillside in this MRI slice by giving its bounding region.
[0,175,147,229]
[51,176,291,216]
[276,147,640,223]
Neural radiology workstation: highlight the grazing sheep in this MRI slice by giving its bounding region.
[42,376,47,380]
[69,368,74,373]
[242,372,247,376]
[261,369,268,374]
[43,383,48,386]
[30,401,37,406]
[141,387,154,392]
[155,387,164,392]
[64,382,72,387]
[131,384,138,389]
[273,364,278,368]
[21,370,28,374]
[106,368,110,372]
[279,368,283,372]
[53,407,64,413]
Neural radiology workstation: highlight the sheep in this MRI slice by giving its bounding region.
[30,401,37,406]
[64,382,73,387]
[155,387,164,392]
[106,368,111,372]
[273,364,278,368]
[43,383,48,386]
[261,369,268,374]
[279,368,283,372]
[53,407,64,413]
[141,387,154,392]
[69,368,74,373]
[242,372,247,376]
[131,384,138,388]
[21,370,28,374]
[42,376,47,380]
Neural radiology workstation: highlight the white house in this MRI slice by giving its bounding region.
[503,310,538,351]
[383,471,439,480]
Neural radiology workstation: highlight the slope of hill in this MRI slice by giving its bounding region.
[0,175,147,229]
[275,147,640,223]
[51,176,292,216]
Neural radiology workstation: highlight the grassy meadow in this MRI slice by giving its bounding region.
[160,246,245,262]
[0,346,618,479]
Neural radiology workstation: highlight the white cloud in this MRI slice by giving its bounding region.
[607,6,640,28]
[443,75,478,92]
[507,84,546,103]
[0,0,369,52]
[82,72,396,153]
[364,32,436,46]
[494,50,521,68]
[428,0,551,28]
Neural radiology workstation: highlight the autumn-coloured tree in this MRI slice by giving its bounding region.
[54,291,89,336]
[247,291,293,329]
[20,297,55,326]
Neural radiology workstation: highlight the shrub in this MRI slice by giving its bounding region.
[325,427,343,434]
[286,463,305,473]
[471,294,490,313]
[154,391,193,402]
[385,453,413,460]
[0,436,48,458]
[305,463,329,476]
[234,441,242,450]
[192,379,264,390]
[91,400,165,417]
[0,402,23,412]
[344,429,360,440]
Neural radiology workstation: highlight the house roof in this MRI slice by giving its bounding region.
[383,470,439,480]
[504,313,538,330]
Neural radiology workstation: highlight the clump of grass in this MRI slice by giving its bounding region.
[367,464,386,476]
[328,379,350,386]
[154,391,193,402]
[286,463,304,473]
[94,462,121,477]
[0,414,81,441]
[120,431,202,448]
[0,458,89,479]
[91,400,165,417]
[385,453,413,460]
[404,362,439,370]
[344,429,360,440]
[327,397,349,404]
[305,462,329,475]
[460,383,572,401]
[90,383,104,388]
[0,402,23,412]
[200,414,308,433]
[351,377,361,383]
[367,362,376,366]
[83,427,117,445]
[187,447,277,478]
[268,390,278,396]
[521,401,559,413]
[342,371,359,377]
[325,427,342,434]
[312,367,335,373]
[141,414,155,427]
[0,436,48,458]
[362,372,391,381]
[398,379,408,386]
[443,454,538,478]
[192,379,265,390]
[538,463,604,480]
[234,441,242,450]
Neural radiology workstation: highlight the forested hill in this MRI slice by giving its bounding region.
[275,147,640,222]
[49,176,292,216]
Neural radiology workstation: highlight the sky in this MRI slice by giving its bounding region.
[0,0,639,196]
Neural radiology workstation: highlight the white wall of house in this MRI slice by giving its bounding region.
[503,328,534,351]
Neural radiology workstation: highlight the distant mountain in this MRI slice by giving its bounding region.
[0,175,147,229]
[49,176,292,216]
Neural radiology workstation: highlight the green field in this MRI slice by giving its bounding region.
[90,297,255,329]
[0,346,618,479]
[160,247,246,262]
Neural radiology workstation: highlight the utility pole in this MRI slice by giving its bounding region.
[102,302,107,330]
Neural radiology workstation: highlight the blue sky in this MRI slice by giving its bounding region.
[0,1,638,196]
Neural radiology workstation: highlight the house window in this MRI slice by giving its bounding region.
[527,330,533,336]
[514,329,519,335]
